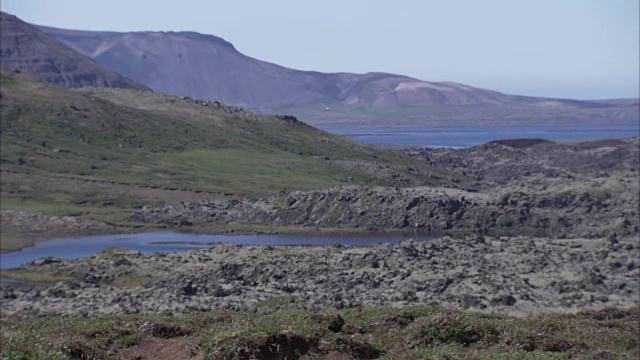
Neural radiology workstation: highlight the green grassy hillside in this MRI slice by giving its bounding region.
[0,72,459,245]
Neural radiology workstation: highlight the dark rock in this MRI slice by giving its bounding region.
[536,338,578,352]
[31,257,62,266]
[378,311,415,327]
[182,282,197,296]
[406,197,421,210]
[310,313,345,333]
[491,295,517,306]
[112,258,131,267]
[1,289,16,300]
[229,332,316,359]
[140,322,191,338]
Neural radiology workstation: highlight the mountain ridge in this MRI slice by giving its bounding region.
[5,14,635,126]
[36,24,558,108]
[0,12,149,90]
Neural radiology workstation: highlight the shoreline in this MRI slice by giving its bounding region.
[0,223,431,255]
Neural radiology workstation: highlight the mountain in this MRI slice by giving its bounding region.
[0,12,148,90]
[37,23,639,126]
[35,26,336,109]
[35,25,516,108]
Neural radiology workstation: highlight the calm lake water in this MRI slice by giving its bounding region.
[0,231,431,270]
[325,124,640,148]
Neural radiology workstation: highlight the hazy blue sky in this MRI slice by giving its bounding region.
[2,0,638,99]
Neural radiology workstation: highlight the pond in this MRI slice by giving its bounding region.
[0,231,432,269]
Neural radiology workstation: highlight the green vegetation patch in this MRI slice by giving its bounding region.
[2,306,638,359]
[0,267,71,284]
[0,72,462,247]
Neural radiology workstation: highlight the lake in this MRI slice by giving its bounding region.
[0,231,431,269]
[324,124,640,148]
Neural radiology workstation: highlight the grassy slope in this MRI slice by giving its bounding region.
[2,306,638,359]
[0,72,459,247]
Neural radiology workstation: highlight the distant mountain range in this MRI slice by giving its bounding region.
[1,11,637,126]
[35,24,590,109]
[0,12,148,90]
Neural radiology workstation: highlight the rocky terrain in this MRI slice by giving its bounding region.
[2,235,637,319]
[1,10,638,360]
[1,82,638,322]
[402,137,640,190]
[131,138,639,238]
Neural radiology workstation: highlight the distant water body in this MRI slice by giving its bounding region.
[325,124,640,148]
[0,231,431,269]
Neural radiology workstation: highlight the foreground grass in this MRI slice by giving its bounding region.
[1,306,638,359]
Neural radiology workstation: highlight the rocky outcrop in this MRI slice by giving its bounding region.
[130,138,639,238]
[402,137,640,190]
[1,236,637,318]
[130,183,638,238]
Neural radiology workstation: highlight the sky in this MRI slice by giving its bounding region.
[2,0,638,99]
